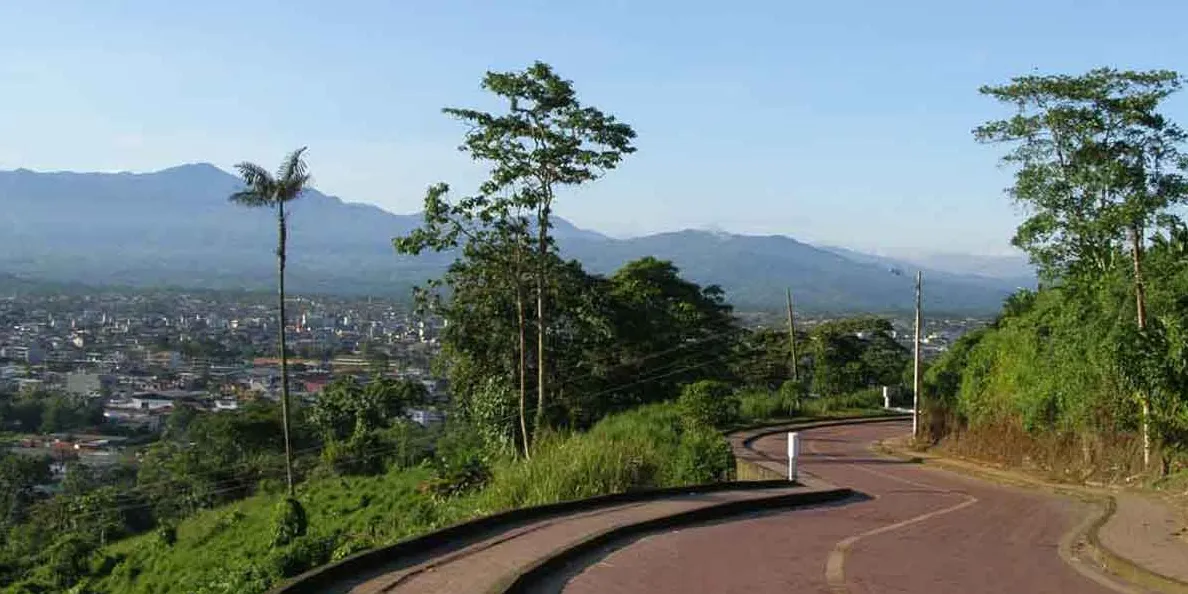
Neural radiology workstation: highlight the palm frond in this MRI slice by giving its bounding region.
[234,162,274,188]
[231,161,277,206]
[276,172,311,202]
[229,189,272,207]
[277,147,309,182]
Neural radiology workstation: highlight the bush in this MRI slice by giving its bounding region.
[88,552,122,579]
[322,431,386,476]
[779,380,807,408]
[155,522,177,547]
[34,534,96,591]
[678,380,740,429]
[330,535,375,562]
[420,422,493,501]
[270,497,308,548]
[802,388,884,415]
[420,457,491,501]
[377,421,435,470]
[257,477,286,496]
[266,534,336,579]
[482,404,687,509]
[672,425,735,484]
[738,391,782,421]
[186,560,272,594]
[738,381,808,422]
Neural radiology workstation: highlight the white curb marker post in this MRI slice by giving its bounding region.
[883,385,890,409]
[787,432,800,482]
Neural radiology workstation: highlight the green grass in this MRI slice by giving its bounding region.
[66,403,733,594]
[736,387,887,426]
[88,466,482,594]
[25,394,888,594]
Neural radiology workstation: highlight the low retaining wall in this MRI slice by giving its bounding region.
[270,413,909,594]
[270,479,793,594]
[491,487,855,594]
[731,413,911,481]
[736,457,787,481]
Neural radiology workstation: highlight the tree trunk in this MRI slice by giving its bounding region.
[913,271,923,439]
[1130,226,1152,470]
[533,204,549,442]
[516,280,531,459]
[277,201,295,496]
[785,288,798,382]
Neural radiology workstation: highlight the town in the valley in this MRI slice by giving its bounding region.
[0,286,986,486]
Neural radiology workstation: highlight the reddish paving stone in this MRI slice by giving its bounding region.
[347,486,811,594]
[564,422,1126,594]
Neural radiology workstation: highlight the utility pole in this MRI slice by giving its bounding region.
[785,288,798,382]
[912,270,923,439]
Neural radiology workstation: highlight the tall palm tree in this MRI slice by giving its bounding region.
[229,147,310,496]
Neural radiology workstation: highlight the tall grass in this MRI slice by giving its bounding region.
[74,403,733,594]
[738,387,885,423]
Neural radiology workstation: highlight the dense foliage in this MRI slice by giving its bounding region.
[923,68,1188,479]
[7,403,732,594]
[0,390,104,434]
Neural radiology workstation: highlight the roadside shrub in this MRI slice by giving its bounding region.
[322,431,386,476]
[802,388,883,414]
[330,535,375,562]
[184,560,272,594]
[678,380,740,429]
[420,456,491,501]
[481,404,684,508]
[34,534,96,591]
[420,422,493,500]
[778,380,807,409]
[377,421,436,470]
[215,509,247,531]
[671,425,735,484]
[87,552,123,579]
[738,381,809,422]
[155,521,177,547]
[257,477,286,496]
[739,390,782,421]
[266,534,336,578]
[270,497,308,548]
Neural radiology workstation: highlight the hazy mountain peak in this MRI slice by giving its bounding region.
[154,162,230,176]
[0,163,1027,313]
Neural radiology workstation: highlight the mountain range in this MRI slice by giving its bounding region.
[0,163,1035,314]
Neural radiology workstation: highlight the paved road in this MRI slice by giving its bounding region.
[563,421,1137,594]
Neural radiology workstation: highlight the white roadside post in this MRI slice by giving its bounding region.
[882,385,890,409]
[787,432,800,482]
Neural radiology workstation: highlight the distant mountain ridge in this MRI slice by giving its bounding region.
[0,163,1032,313]
[818,245,1034,283]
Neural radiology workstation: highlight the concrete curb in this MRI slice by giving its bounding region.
[1083,497,1188,594]
[489,487,856,594]
[269,413,903,594]
[268,479,795,594]
[874,439,1188,594]
[732,414,911,478]
[487,415,906,592]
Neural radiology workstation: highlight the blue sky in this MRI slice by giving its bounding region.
[2,0,1185,256]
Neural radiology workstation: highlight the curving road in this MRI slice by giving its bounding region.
[562,421,1140,594]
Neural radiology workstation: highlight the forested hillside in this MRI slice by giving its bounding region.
[922,69,1188,482]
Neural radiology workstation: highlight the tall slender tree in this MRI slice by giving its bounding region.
[396,184,536,457]
[442,61,636,440]
[975,69,1188,467]
[229,147,311,495]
